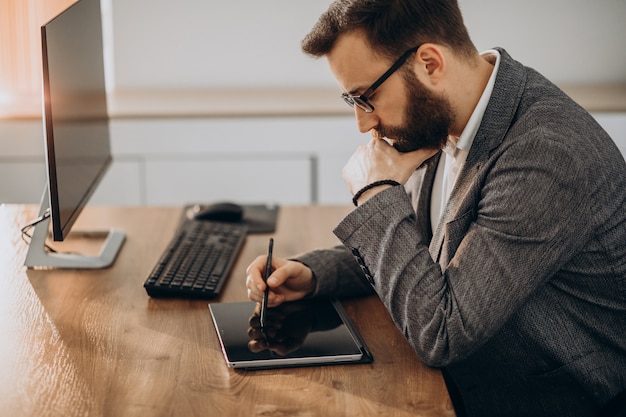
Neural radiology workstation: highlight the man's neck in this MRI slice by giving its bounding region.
[447,54,496,138]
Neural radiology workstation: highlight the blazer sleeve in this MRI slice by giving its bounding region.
[293,245,376,299]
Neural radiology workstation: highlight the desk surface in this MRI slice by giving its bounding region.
[0,204,454,417]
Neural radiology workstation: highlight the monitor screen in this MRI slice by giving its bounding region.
[41,0,111,241]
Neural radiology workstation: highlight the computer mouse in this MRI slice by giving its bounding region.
[192,202,244,223]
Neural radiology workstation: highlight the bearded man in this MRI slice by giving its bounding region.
[246,1,626,415]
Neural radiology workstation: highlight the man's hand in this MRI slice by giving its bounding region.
[343,136,438,204]
[246,256,317,307]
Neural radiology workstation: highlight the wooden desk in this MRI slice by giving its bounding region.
[0,204,454,417]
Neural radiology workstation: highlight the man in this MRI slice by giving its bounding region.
[246,1,626,415]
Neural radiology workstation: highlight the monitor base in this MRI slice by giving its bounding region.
[24,195,125,270]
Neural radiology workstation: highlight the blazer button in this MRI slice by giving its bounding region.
[351,248,375,285]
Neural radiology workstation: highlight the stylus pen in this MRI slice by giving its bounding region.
[260,237,274,329]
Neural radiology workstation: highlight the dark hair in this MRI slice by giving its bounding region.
[301,0,476,61]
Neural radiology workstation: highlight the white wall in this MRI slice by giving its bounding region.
[108,0,335,89]
[108,0,626,91]
[461,0,626,84]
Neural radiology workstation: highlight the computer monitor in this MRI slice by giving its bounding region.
[24,0,125,269]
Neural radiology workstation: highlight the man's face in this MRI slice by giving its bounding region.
[327,32,453,152]
[377,69,453,153]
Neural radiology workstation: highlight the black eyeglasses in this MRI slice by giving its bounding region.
[341,46,420,113]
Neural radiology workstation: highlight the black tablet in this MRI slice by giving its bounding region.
[209,298,373,370]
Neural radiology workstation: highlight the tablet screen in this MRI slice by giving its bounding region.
[209,298,367,369]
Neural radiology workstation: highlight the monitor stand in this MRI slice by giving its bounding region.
[24,191,125,269]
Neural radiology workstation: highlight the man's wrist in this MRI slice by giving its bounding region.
[352,180,401,206]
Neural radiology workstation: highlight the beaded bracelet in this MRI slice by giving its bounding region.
[352,180,401,206]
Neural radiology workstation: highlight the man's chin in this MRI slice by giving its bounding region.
[392,136,448,153]
[392,141,437,153]
[392,142,417,153]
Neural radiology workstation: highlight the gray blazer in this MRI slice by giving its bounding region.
[297,49,626,416]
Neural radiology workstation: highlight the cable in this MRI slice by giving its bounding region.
[20,208,58,253]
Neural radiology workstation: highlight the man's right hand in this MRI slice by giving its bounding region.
[245,255,317,307]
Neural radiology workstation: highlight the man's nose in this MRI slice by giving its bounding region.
[354,107,378,134]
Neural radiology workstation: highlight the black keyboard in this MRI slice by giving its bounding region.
[143,219,248,299]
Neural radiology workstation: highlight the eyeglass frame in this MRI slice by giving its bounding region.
[341,45,421,113]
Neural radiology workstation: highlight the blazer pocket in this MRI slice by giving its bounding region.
[442,209,476,263]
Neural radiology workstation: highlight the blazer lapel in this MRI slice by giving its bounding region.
[429,147,485,267]
[407,152,440,243]
[429,48,527,268]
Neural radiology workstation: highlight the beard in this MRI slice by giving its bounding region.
[375,69,453,153]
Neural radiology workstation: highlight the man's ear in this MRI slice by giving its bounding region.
[411,43,446,86]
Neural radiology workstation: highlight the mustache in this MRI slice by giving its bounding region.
[373,127,392,140]
[371,130,385,141]
[372,127,417,153]
[371,132,408,153]
[371,130,391,143]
